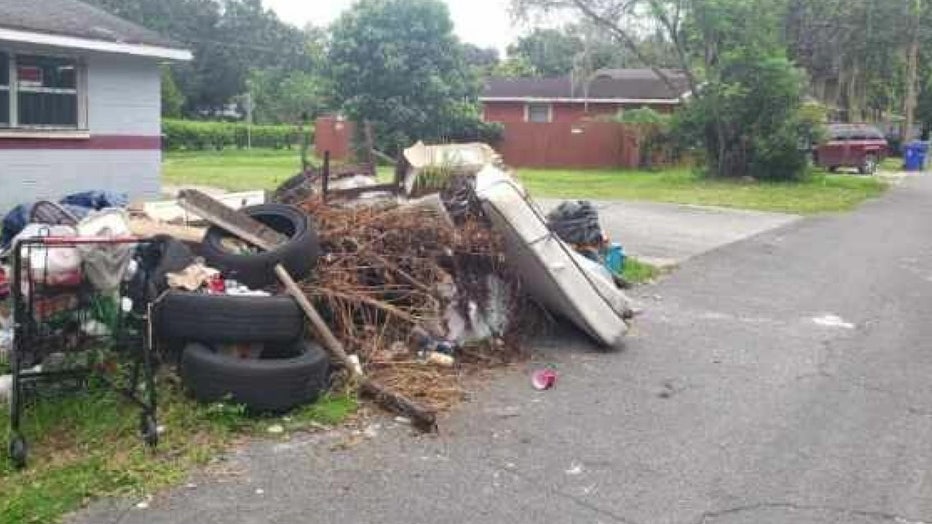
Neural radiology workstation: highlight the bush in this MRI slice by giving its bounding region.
[162,119,306,151]
[672,55,812,181]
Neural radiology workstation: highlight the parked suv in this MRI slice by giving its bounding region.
[814,123,888,174]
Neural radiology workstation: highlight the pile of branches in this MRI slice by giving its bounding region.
[297,190,541,410]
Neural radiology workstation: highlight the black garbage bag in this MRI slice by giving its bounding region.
[546,200,604,246]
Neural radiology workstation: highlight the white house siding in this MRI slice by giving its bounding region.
[0,48,162,214]
[86,53,160,135]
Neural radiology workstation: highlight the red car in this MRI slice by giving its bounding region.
[814,123,888,174]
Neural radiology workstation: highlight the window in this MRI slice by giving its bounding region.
[0,53,8,127]
[526,103,551,123]
[0,52,83,130]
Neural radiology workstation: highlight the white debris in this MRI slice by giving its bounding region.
[0,375,11,402]
[394,416,412,426]
[266,424,285,434]
[347,354,364,376]
[255,488,265,495]
[812,314,855,329]
[135,495,152,509]
[565,462,584,475]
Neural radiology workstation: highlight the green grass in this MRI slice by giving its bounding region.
[622,258,661,284]
[163,149,307,192]
[164,150,887,215]
[162,149,394,192]
[880,156,904,171]
[0,378,356,524]
[519,168,888,215]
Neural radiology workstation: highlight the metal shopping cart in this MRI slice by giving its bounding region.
[8,234,159,468]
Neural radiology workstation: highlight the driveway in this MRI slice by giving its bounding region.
[539,199,800,267]
[73,174,932,523]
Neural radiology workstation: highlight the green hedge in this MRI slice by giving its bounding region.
[162,119,308,151]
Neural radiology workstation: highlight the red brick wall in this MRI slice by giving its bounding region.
[483,102,525,122]
[495,120,639,169]
[314,115,354,161]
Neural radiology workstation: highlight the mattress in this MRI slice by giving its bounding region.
[475,166,630,347]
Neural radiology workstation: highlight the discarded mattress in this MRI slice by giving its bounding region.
[475,166,630,347]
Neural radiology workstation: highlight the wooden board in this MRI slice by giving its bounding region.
[177,189,287,249]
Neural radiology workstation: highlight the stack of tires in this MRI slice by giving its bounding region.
[155,204,330,413]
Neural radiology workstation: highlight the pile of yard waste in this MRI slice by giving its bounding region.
[0,142,636,461]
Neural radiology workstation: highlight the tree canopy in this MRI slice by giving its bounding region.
[84,0,317,114]
[328,0,483,154]
[85,0,932,170]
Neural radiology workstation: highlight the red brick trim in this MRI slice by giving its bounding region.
[0,135,161,150]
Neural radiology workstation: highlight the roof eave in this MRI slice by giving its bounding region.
[0,26,192,61]
[479,96,687,105]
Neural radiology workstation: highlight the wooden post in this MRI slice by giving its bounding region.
[364,120,376,174]
[322,150,331,202]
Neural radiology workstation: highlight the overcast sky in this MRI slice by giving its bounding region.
[262,0,546,55]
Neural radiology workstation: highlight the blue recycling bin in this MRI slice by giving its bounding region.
[904,141,929,171]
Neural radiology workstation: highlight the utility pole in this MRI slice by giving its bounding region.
[904,0,922,142]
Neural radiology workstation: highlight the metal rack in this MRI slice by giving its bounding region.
[8,235,159,468]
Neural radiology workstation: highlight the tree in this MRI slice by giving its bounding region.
[462,44,500,73]
[614,106,671,168]
[508,28,585,76]
[506,25,632,77]
[247,68,329,124]
[513,0,811,180]
[491,56,538,77]
[161,66,185,117]
[85,0,319,114]
[328,0,483,155]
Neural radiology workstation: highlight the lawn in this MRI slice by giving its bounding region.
[0,378,356,524]
[163,149,887,215]
[162,148,308,192]
[519,167,888,215]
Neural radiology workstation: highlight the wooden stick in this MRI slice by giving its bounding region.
[276,265,437,432]
[276,265,352,363]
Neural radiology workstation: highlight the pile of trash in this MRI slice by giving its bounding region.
[296,190,537,410]
[0,141,636,433]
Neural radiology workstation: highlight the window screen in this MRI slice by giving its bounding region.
[527,103,551,123]
[17,55,78,127]
[0,52,8,126]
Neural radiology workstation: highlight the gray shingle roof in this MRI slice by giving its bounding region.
[0,0,183,49]
[482,69,691,101]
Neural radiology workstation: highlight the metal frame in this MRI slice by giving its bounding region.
[8,235,159,468]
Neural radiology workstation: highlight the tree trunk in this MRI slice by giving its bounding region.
[904,0,922,142]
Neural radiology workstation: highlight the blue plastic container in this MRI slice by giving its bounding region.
[602,243,626,275]
[904,141,929,171]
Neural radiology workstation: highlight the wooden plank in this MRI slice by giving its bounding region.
[177,189,287,249]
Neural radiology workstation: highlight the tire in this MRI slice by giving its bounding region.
[200,204,320,289]
[8,434,26,469]
[155,291,304,343]
[828,166,838,173]
[140,413,159,448]
[180,340,330,414]
[859,155,878,175]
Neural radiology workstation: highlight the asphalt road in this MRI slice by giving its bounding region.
[75,175,932,524]
[538,199,799,267]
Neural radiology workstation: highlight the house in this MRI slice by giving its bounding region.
[479,69,690,169]
[481,68,691,124]
[0,0,192,213]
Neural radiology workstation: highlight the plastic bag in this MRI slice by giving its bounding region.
[13,224,82,289]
